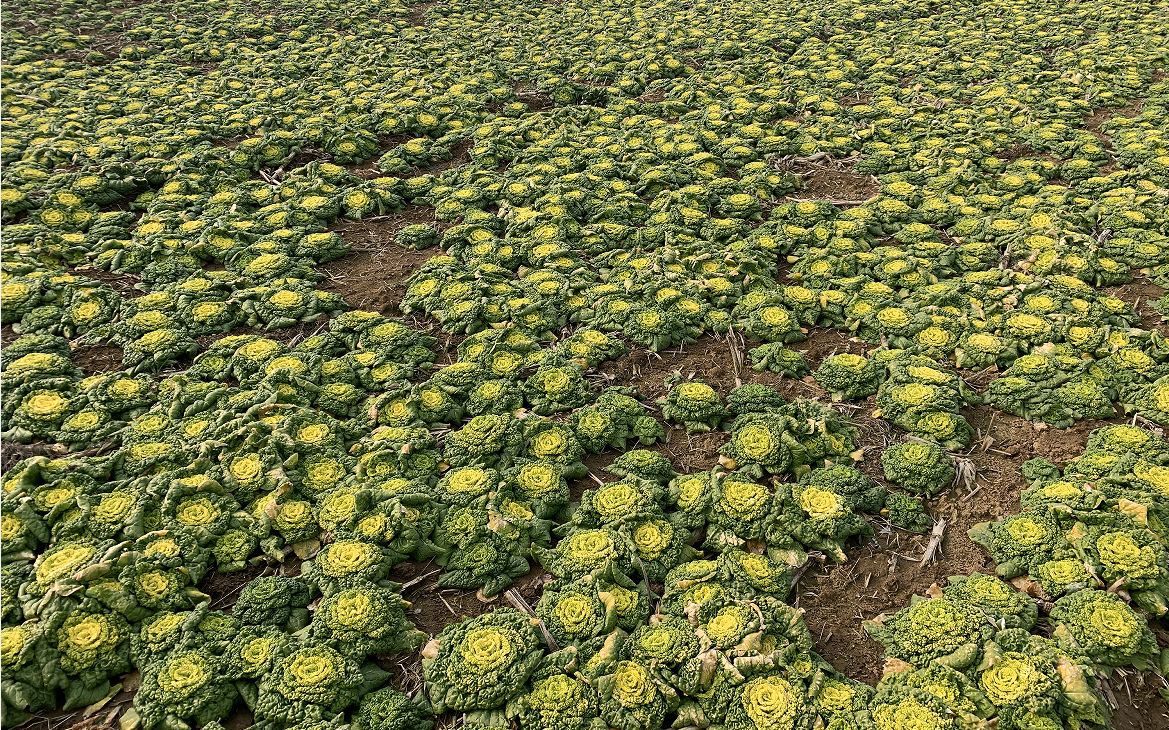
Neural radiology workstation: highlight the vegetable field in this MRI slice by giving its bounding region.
[4,0,1169,727]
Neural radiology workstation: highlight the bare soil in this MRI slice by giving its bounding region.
[599,331,1038,685]
[386,562,550,713]
[404,1,442,27]
[801,405,1057,683]
[839,91,873,107]
[1107,276,1165,332]
[778,156,879,204]
[320,206,442,314]
[0,441,72,473]
[15,169,1169,730]
[1111,673,1169,730]
[1084,99,1146,149]
[597,328,866,401]
[424,138,473,174]
[73,267,141,298]
[513,85,555,111]
[70,343,124,373]
[583,329,1169,730]
[1085,100,1145,132]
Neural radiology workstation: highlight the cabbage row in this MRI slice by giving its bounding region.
[3,0,1169,727]
[405,427,1169,730]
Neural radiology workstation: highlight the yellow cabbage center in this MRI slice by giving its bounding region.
[799,486,845,520]
[38,544,96,583]
[289,652,336,685]
[160,655,208,691]
[458,627,514,670]
[742,676,798,726]
[66,619,108,650]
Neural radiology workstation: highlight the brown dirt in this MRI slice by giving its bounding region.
[203,564,270,610]
[0,440,72,473]
[218,710,256,730]
[212,136,245,149]
[635,89,668,105]
[21,704,124,730]
[798,167,877,204]
[347,159,386,179]
[656,429,726,473]
[1083,99,1145,149]
[421,138,473,175]
[1110,673,1169,730]
[800,405,1046,683]
[72,267,141,298]
[70,343,124,373]
[1085,99,1144,132]
[596,329,867,402]
[321,206,442,314]
[586,331,884,667]
[577,426,726,501]
[804,403,1169,730]
[513,84,555,112]
[777,157,879,204]
[404,1,441,27]
[347,136,471,179]
[579,451,623,493]
[1107,276,1166,333]
[598,336,743,399]
[395,565,549,638]
[342,134,411,178]
[998,144,1042,161]
[596,332,1168,728]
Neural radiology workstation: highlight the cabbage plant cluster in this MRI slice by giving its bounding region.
[864,575,1113,730]
[2,0,1168,426]
[865,424,1169,730]
[3,0,1169,726]
[420,435,900,730]
[972,424,1169,622]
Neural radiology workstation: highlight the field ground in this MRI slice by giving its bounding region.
[306,208,1169,730]
[2,0,1169,725]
